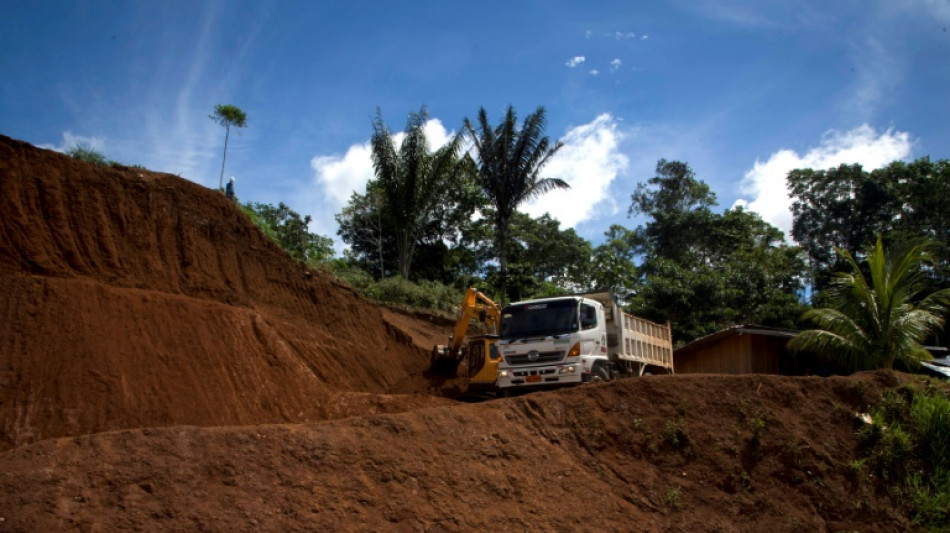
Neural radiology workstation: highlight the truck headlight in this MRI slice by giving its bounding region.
[499,370,509,378]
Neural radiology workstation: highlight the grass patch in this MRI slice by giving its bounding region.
[664,485,683,510]
[857,384,950,530]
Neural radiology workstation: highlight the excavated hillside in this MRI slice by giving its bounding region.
[0,134,455,452]
[0,135,942,531]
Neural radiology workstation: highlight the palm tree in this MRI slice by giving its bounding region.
[464,105,568,303]
[209,104,247,190]
[789,236,950,372]
[371,107,463,279]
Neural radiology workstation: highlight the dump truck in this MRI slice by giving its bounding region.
[495,292,673,393]
[429,288,501,393]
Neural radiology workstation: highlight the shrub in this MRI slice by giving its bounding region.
[66,144,107,165]
[362,276,463,312]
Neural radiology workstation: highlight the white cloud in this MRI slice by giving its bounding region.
[589,69,600,76]
[641,34,649,40]
[614,31,637,40]
[733,124,913,239]
[522,114,629,228]
[565,56,586,68]
[585,30,592,39]
[610,59,622,72]
[310,142,375,208]
[38,131,107,154]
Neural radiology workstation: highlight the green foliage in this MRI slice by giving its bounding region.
[209,103,248,129]
[465,105,567,303]
[338,114,482,283]
[789,158,950,294]
[336,183,394,278]
[747,416,766,448]
[210,103,248,190]
[368,107,468,280]
[857,386,950,530]
[362,276,464,312]
[326,259,375,292]
[789,237,950,371]
[624,160,808,344]
[241,202,334,266]
[481,212,594,301]
[662,417,690,449]
[664,486,683,510]
[587,225,639,293]
[66,144,107,165]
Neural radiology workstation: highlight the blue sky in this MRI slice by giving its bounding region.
[3,1,949,252]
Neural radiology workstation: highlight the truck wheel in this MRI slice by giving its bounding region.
[590,365,610,383]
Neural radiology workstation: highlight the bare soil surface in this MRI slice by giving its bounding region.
[0,135,940,531]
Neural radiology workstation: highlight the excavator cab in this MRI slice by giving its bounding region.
[429,288,501,382]
[463,334,501,391]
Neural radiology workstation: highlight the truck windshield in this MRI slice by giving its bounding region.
[500,299,579,340]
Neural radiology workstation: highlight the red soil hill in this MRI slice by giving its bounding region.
[0,135,449,451]
[0,372,919,532]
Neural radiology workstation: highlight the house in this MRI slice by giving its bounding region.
[674,324,949,376]
[674,325,804,375]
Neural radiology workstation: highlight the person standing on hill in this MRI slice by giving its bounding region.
[225,176,235,201]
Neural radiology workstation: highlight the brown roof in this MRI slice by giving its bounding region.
[674,324,799,356]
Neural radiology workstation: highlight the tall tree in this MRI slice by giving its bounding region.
[465,105,567,303]
[789,237,950,372]
[626,160,808,343]
[370,107,464,279]
[209,104,248,190]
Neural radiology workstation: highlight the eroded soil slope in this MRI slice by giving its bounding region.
[0,135,451,451]
[0,372,927,532]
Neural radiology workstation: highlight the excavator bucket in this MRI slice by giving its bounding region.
[429,345,462,376]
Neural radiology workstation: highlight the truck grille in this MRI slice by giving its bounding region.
[505,350,565,366]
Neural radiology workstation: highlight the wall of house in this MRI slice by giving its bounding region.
[675,334,786,374]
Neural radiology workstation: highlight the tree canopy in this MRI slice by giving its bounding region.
[210,104,247,190]
[789,157,950,294]
[624,160,807,343]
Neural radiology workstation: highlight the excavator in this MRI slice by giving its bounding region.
[429,288,501,393]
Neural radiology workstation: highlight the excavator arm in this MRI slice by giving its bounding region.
[429,288,500,376]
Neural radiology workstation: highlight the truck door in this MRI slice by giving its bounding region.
[579,302,600,355]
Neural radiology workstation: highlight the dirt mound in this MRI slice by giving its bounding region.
[0,135,451,451]
[0,372,924,532]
